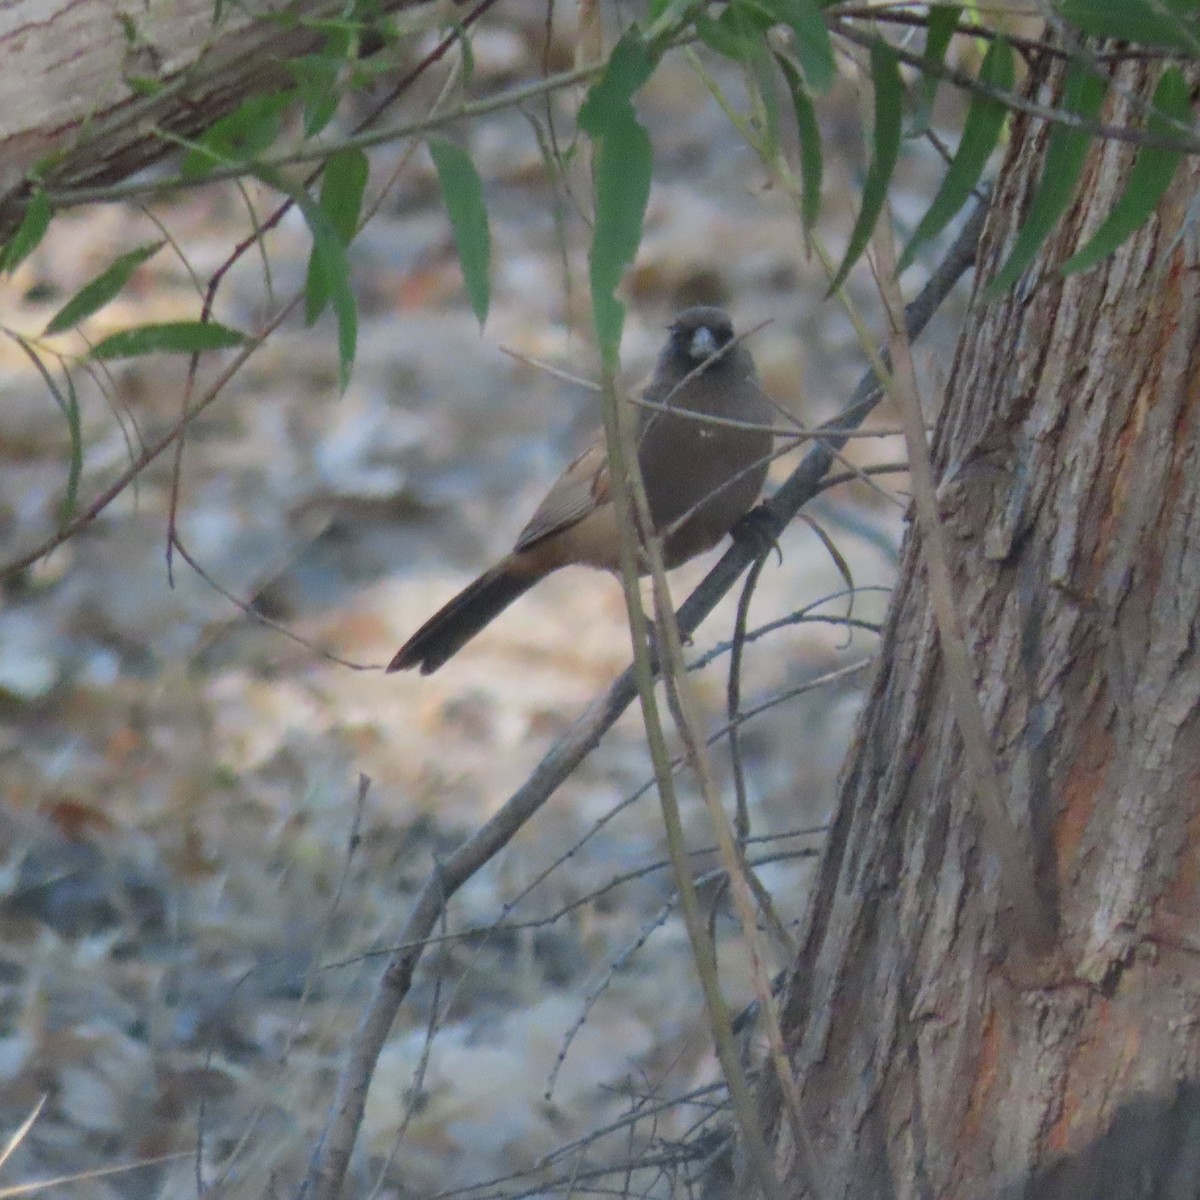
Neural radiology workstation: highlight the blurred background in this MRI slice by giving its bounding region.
[0,2,970,1193]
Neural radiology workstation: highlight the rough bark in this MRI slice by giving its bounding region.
[764,52,1200,1200]
[0,0,434,238]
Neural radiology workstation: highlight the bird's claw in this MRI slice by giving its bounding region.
[733,503,784,564]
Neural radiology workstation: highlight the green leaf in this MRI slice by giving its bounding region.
[1063,67,1190,276]
[297,192,358,391]
[182,91,294,180]
[731,0,787,34]
[579,37,655,363]
[591,116,653,363]
[43,241,165,336]
[292,55,342,137]
[706,0,776,69]
[646,0,697,42]
[577,35,656,132]
[985,62,1109,299]
[428,137,491,326]
[322,147,369,244]
[755,0,835,94]
[746,37,782,159]
[256,163,357,391]
[776,54,823,237]
[898,36,1013,272]
[126,75,164,97]
[305,148,369,321]
[828,39,902,295]
[59,368,82,524]
[1,191,51,274]
[90,321,247,359]
[648,0,688,22]
[448,20,475,89]
[293,22,351,136]
[1057,0,1200,50]
[17,343,83,523]
[694,9,754,58]
[910,4,961,137]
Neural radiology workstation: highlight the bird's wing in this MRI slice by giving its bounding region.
[514,438,611,552]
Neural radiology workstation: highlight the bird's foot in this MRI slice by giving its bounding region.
[733,502,785,563]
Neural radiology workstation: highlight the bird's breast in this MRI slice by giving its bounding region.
[636,393,773,568]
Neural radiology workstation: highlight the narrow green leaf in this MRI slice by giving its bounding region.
[257,164,357,391]
[747,37,782,159]
[755,0,835,93]
[1063,67,1190,276]
[91,321,247,359]
[648,0,687,23]
[590,113,653,363]
[898,36,1013,272]
[694,9,753,59]
[60,368,82,524]
[304,88,343,139]
[646,0,697,42]
[1057,0,1200,50]
[828,39,902,295]
[910,4,961,136]
[15,341,83,523]
[44,241,165,336]
[697,0,778,138]
[723,0,776,61]
[449,21,475,89]
[182,91,293,180]
[577,35,656,132]
[1,191,51,274]
[295,22,351,136]
[292,55,342,137]
[776,54,823,237]
[298,192,358,391]
[985,62,1109,299]
[428,137,491,326]
[126,75,164,97]
[579,38,656,363]
[305,148,370,320]
[322,147,369,243]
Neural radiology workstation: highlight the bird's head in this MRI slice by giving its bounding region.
[667,306,736,369]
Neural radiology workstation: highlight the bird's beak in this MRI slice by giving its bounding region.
[690,327,718,360]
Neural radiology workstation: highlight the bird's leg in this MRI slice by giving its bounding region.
[732,501,785,564]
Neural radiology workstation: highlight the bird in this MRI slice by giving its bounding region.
[388,306,775,674]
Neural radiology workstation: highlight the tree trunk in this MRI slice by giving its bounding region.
[763,52,1200,1199]
[0,0,434,239]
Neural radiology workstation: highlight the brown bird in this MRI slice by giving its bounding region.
[388,306,775,674]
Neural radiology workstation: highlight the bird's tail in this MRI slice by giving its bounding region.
[387,563,539,675]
